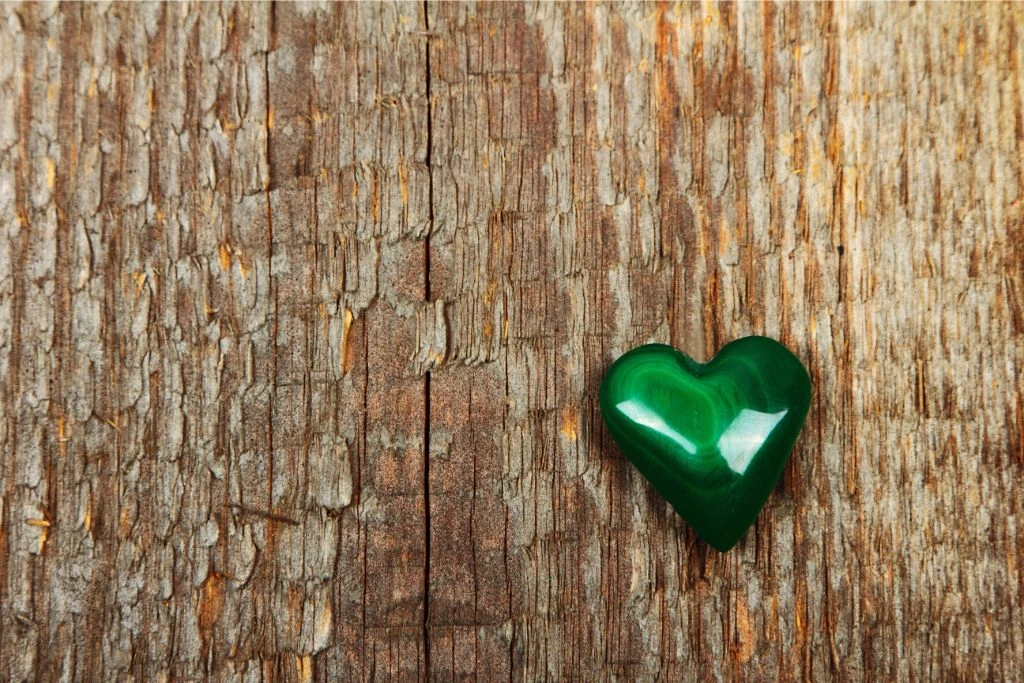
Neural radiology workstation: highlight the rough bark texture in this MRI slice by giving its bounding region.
[2,2,1023,680]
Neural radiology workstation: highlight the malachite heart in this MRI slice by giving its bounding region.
[599,336,812,551]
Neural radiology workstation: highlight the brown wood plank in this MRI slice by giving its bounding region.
[425,2,1024,680]
[0,2,430,680]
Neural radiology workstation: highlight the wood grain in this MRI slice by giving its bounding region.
[2,2,1022,680]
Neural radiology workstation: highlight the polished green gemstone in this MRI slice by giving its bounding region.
[599,336,812,551]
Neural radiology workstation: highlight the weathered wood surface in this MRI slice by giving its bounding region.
[2,1,1023,680]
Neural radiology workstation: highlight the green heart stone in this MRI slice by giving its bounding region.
[599,336,812,551]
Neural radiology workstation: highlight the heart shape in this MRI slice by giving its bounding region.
[599,336,812,551]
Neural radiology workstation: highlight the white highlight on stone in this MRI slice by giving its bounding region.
[717,409,789,475]
[616,399,698,456]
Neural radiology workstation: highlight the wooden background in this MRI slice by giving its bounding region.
[2,2,1023,680]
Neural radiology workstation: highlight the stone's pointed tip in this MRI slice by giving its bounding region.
[705,534,742,553]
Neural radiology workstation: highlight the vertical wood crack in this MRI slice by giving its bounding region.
[423,1,434,678]
[263,23,279,553]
